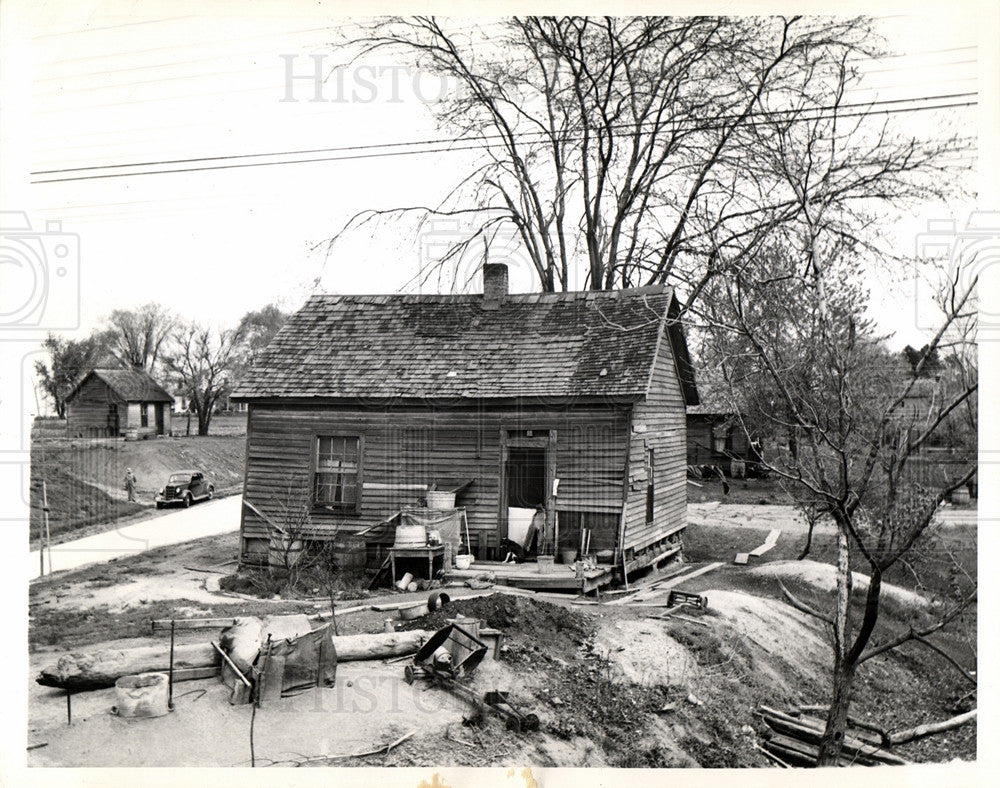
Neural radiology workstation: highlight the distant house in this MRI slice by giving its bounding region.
[686,406,763,475]
[65,368,173,439]
[232,263,699,579]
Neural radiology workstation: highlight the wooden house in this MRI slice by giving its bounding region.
[65,368,173,439]
[686,406,763,475]
[232,264,699,581]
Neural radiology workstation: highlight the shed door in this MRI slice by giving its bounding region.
[107,404,119,435]
[155,403,165,434]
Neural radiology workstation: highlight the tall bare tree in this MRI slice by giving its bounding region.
[331,16,962,304]
[104,303,175,373]
[165,323,238,436]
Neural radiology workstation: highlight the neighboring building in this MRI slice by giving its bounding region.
[686,406,763,475]
[232,264,699,576]
[65,368,173,439]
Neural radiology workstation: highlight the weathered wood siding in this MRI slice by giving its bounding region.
[686,415,716,465]
[623,326,688,554]
[239,400,630,560]
[66,377,123,437]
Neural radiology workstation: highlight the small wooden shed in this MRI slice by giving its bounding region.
[686,406,764,475]
[232,264,699,577]
[65,368,173,439]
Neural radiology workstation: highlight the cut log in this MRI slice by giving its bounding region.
[36,643,219,691]
[889,709,977,746]
[333,631,429,661]
[37,630,431,691]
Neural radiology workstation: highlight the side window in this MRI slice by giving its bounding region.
[645,448,655,524]
[140,403,149,427]
[314,436,362,512]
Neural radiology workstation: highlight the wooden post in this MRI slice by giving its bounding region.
[41,481,51,577]
[168,620,175,710]
[66,691,71,725]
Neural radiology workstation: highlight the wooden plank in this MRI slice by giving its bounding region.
[152,618,238,634]
[734,553,750,565]
[171,666,221,682]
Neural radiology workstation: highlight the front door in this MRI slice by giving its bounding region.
[155,403,165,435]
[499,430,556,553]
[107,404,119,436]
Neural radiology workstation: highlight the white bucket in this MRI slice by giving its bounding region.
[426,491,456,509]
[114,673,170,718]
[394,524,427,548]
[455,554,473,570]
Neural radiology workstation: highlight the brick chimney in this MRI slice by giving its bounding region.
[483,263,508,309]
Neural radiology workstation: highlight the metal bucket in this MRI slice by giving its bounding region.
[394,524,427,548]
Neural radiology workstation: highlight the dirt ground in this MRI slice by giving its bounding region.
[25,495,978,768]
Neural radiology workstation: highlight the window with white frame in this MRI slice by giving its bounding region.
[314,436,362,511]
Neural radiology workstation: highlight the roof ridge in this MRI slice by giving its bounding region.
[305,284,672,302]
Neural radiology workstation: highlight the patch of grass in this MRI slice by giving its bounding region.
[219,565,368,600]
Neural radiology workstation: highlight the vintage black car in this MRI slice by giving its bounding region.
[155,469,215,509]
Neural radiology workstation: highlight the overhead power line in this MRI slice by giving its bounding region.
[31,93,978,184]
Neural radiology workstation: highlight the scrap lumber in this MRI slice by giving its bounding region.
[37,631,431,690]
[736,530,781,564]
[152,618,239,633]
[889,709,977,746]
[793,704,890,746]
[609,561,723,606]
[757,706,907,766]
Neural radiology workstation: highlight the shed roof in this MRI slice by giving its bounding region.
[233,286,698,403]
[67,368,174,404]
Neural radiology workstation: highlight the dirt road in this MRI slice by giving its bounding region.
[30,495,242,580]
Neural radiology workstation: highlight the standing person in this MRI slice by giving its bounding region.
[124,468,137,502]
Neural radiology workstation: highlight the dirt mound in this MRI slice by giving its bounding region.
[592,619,695,686]
[748,560,931,612]
[400,593,593,660]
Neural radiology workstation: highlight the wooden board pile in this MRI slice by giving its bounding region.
[756,705,908,767]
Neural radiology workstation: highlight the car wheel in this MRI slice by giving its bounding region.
[208,487,214,500]
[156,502,163,510]
[183,493,192,508]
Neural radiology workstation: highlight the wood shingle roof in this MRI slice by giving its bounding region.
[67,368,174,404]
[233,285,697,402]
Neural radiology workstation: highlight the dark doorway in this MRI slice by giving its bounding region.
[107,404,119,436]
[505,447,546,508]
[155,403,165,435]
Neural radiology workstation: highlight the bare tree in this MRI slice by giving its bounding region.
[328,16,961,304]
[104,303,175,373]
[164,323,238,436]
[33,331,114,418]
[702,238,977,764]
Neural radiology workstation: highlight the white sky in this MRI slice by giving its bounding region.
[0,1,989,343]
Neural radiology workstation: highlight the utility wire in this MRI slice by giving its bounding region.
[31,92,978,183]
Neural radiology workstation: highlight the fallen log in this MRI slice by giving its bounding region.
[889,709,977,746]
[333,631,429,661]
[37,631,431,691]
[37,643,219,691]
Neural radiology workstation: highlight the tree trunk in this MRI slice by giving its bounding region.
[816,655,857,765]
[198,412,211,436]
